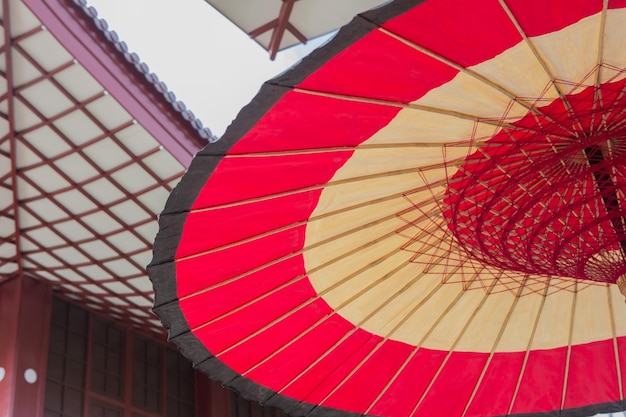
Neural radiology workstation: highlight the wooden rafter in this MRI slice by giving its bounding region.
[247,0,306,60]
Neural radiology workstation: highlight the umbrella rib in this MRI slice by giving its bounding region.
[178,176,442,276]
[560,281,579,411]
[289,85,583,143]
[205,279,316,355]
[179,190,416,266]
[483,157,567,272]
[374,27,577,136]
[594,0,609,88]
[367,256,457,336]
[407,272,496,416]
[320,264,470,413]
[315,337,387,408]
[289,85,517,127]
[176,221,307,264]
[365,265,470,414]
[275,238,456,401]
[498,0,591,136]
[186,162,450,217]
[281,258,428,403]
[240,311,333,377]
[598,72,626,135]
[369,272,491,415]
[306,223,440,295]
[404,238,470,279]
[397,213,448,253]
[178,241,307,301]
[381,27,592,141]
[188,181,395,215]
[230,245,442,395]
[273,323,371,406]
[330,251,423,314]
[460,276,529,417]
[223,141,464,158]
[607,103,626,131]
[182,242,421,361]
[275,259,421,398]
[506,280,552,415]
[497,0,567,100]
[607,285,624,401]
[350,229,463,326]
[311,188,438,225]
[179,201,433,301]
[365,347,422,415]
[590,1,609,137]
[586,15,612,145]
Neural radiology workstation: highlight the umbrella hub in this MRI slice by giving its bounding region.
[442,78,626,289]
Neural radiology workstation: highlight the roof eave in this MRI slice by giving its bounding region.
[22,0,212,167]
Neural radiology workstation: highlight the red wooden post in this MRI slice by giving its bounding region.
[0,277,52,417]
[195,371,232,417]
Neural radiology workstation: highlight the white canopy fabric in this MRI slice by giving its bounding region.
[205,0,387,58]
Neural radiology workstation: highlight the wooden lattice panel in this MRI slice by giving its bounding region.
[1,0,208,335]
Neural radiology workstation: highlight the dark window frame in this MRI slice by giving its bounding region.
[44,296,195,417]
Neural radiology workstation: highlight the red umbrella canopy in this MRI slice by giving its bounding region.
[150,1,626,416]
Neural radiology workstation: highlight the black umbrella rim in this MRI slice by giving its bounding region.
[148,0,626,416]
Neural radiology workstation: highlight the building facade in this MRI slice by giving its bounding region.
[0,0,272,415]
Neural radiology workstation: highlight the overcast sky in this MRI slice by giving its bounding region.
[87,0,329,138]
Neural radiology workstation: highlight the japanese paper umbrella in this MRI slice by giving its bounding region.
[149,0,626,416]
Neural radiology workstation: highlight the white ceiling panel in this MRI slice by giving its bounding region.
[2,0,205,338]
